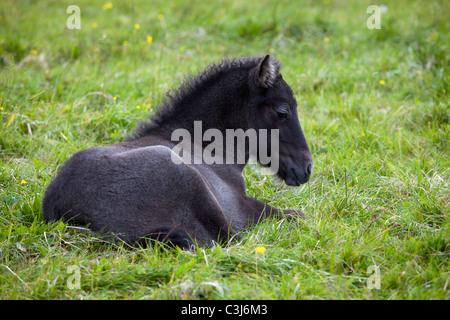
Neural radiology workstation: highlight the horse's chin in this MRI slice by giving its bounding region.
[284,177,302,186]
[280,167,309,186]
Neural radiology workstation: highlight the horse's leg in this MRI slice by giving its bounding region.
[137,191,237,249]
[133,155,239,248]
[240,196,305,225]
[145,193,238,249]
[181,176,239,247]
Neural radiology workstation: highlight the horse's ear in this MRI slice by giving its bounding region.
[253,55,279,88]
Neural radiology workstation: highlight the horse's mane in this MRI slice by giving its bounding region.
[130,56,280,140]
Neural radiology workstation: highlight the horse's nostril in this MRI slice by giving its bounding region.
[306,163,313,176]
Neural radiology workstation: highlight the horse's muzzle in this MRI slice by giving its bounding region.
[285,162,313,186]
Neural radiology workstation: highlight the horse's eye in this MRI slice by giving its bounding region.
[277,111,289,119]
[275,103,290,120]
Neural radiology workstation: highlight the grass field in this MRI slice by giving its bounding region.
[1,0,449,300]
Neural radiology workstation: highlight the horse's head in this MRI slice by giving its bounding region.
[249,55,313,186]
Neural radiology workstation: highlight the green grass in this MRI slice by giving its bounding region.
[1,0,449,299]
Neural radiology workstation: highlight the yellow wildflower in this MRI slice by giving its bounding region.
[102,2,113,10]
[113,97,117,101]
[21,180,27,184]
[31,49,38,55]
[136,105,141,110]
[134,23,140,30]
[147,36,153,44]
[92,22,98,29]
[379,80,385,85]
[6,113,15,127]
[323,37,330,43]
[256,246,266,253]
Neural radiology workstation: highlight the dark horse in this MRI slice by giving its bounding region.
[43,55,313,249]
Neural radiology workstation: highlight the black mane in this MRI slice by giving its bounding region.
[130,56,280,140]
